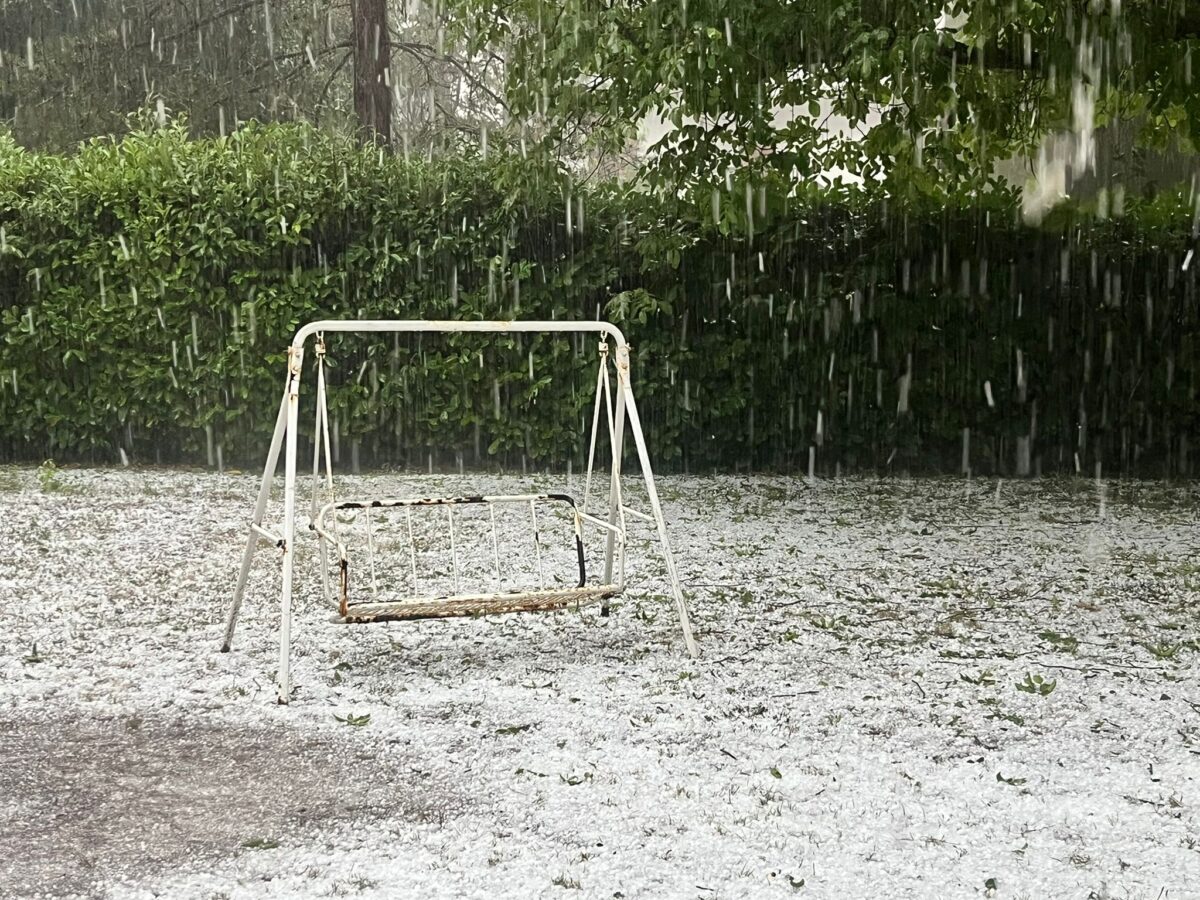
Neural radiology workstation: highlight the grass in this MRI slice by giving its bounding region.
[36,459,67,493]
[241,837,280,850]
[1016,673,1057,696]
[3,470,1197,897]
[1144,641,1185,661]
[1038,630,1080,653]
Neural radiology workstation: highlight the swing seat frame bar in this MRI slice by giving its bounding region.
[335,586,620,623]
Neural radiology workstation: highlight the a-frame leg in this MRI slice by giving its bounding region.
[602,358,626,615]
[613,346,698,658]
[221,345,307,704]
[310,351,335,606]
[276,345,305,703]
[221,384,290,653]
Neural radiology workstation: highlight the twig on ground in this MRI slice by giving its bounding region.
[1038,659,1165,674]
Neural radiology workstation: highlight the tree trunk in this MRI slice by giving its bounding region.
[351,0,391,144]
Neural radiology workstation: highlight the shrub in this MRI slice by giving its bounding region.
[0,121,1196,475]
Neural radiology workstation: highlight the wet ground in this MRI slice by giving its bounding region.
[2,469,1197,898]
[0,713,461,899]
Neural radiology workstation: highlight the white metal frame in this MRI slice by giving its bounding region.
[221,319,698,703]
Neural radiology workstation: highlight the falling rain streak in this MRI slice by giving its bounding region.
[0,0,1195,478]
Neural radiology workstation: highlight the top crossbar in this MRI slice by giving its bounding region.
[290,319,629,352]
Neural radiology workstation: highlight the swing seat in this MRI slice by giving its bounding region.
[335,584,619,623]
[313,493,625,623]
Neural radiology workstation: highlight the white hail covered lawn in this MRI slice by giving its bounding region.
[0,467,1197,899]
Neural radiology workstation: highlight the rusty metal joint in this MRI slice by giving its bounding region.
[286,345,304,380]
[252,523,282,545]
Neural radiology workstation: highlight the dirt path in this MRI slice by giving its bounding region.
[0,713,461,899]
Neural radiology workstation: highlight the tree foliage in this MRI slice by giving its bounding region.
[450,0,1200,200]
[0,1,504,151]
[0,121,1195,475]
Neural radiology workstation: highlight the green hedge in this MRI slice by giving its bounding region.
[1,123,1197,475]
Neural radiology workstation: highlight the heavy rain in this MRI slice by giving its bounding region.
[0,2,1197,898]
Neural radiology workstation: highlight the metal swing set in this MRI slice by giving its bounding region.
[221,320,698,703]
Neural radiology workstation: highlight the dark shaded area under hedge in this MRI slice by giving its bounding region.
[1,124,1196,475]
